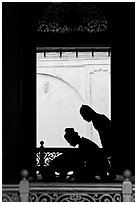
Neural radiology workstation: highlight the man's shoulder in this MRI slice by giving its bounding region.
[80,137,99,148]
[80,137,90,142]
[102,114,111,121]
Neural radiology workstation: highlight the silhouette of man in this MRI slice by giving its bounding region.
[79,104,115,179]
[41,128,110,182]
[64,128,110,181]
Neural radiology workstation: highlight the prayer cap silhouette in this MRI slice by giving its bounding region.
[64,128,78,140]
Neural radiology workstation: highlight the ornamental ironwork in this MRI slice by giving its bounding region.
[38,3,107,33]
[2,194,20,202]
[29,193,122,202]
[36,151,63,167]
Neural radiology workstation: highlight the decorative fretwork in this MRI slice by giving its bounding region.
[36,151,63,167]
[38,3,107,33]
[2,193,20,202]
[29,193,122,202]
[132,193,135,202]
[36,143,77,170]
[2,182,135,202]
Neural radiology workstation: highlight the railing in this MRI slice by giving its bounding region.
[2,169,135,202]
[2,143,135,202]
[36,141,78,172]
[2,184,20,202]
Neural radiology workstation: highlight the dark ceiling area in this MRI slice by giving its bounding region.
[3,2,134,47]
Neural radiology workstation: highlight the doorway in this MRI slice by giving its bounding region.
[36,48,111,148]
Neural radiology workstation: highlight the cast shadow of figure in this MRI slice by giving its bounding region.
[79,104,116,180]
[41,128,111,182]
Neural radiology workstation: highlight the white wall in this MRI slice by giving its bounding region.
[36,51,111,148]
[37,74,87,147]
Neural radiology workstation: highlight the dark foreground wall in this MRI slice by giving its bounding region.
[2,3,135,183]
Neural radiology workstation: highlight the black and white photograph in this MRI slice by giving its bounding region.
[2,2,135,202]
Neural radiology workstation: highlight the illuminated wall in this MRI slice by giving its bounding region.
[37,51,111,148]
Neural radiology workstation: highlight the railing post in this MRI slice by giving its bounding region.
[122,169,132,202]
[19,169,30,202]
[39,141,45,175]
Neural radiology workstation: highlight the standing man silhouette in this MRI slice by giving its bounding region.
[79,104,116,180]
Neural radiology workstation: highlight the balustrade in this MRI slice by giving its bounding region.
[2,168,135,202]
[2,142,135,202]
